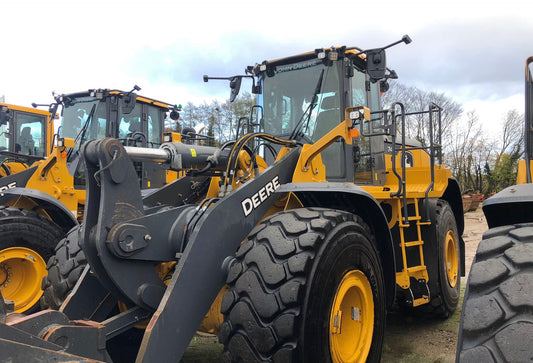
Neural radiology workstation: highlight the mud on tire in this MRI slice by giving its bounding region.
[457,223,533,362]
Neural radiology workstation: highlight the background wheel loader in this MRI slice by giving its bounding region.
[456,58,533,362]
[0,102,56,174]
[0,35,464,362]
[0,88,181,313]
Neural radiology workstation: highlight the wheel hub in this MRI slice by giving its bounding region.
[329,269,374,363]
[0,262,11,287]
[445,230,458,288]
[0,247,47,313]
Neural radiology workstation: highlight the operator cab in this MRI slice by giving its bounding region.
[57,88,180,189]
[0,103,51,158]
[253,47,389,184]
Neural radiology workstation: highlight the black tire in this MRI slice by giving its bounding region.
[0,206,63,313]
[397,199,461,319]
[40,226,87,310]
[457,223,533,362]
[218,208,386,362]
[412,199,461,318]
[40,226,143,362]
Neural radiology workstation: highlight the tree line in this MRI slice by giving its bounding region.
[176,83,524,196]
[381,82,523,196]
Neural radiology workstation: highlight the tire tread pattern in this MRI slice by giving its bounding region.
[458,223,533,362]
[40,226,86,310]
[0,206,63,255]
[219,207,369,362]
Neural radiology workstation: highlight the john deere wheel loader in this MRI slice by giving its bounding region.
[456,57,533,362]
[0,102,55,175]
[0,88,181,314]
[0,35,464,362]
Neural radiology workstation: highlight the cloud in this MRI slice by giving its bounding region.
[126,16,533,107]
[2,0,530,133]
[395,17,533,100]
[126,29,407,102]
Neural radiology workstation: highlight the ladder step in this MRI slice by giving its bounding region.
[407,265,426,274]
[412,296,430,307]
[405,240,423,247]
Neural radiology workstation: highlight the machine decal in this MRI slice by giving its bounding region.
[241,175,280,216]
[0,181,16,196]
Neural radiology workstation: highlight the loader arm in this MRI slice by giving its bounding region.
[65,137,301,361]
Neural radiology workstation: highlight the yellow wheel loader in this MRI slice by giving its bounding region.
[0,88,181,313]
[0,36,464,362]
[0,102,55,174]
[0,102,62,314]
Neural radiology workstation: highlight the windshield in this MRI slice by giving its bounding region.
[259,59,342,142]
[61,96,107,148]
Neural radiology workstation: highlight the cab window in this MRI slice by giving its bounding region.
[147,105,162,147]
[0,120,9,152]
[118,102,142,139]
[15,111,47,157]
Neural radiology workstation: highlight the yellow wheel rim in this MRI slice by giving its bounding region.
[445,230,459,288]
[0,247,47,313]
[329,270,374,363]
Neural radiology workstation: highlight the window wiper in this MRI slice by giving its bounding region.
[68,103,96,161]
[289,69,325,141]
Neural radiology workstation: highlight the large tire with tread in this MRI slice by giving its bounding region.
[457,223,533,362]
[40,226,87,310]
[219,208,386,362]
[40,225,143,362]
[0,206,63,313]
[421,199,461,318]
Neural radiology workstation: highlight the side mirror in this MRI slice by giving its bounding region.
[204,74,256,102]
[169,110,180,120]
[380,80,390,93]
[229,76,242,103]
[0,110,10,126]
[366,49,387,81]
[361,34,411,82]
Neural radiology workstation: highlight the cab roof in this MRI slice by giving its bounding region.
[59,89,178,110]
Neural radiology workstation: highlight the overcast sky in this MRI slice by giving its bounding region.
[3,0,532,136]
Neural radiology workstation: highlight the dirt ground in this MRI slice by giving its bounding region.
[181,208,488,363]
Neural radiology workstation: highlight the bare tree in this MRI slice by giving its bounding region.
[497,109,524,162]
[381,81,462,147]
[484,109,524,193]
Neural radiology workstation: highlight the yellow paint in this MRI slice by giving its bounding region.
[0,162,28,177]
[0,102,55,176]
[445,230,459,288]
[22,139,80,216]
[293,107,367,183]
[329,270,374,363]
[0,247,47,313]
[517,160,533,184]
[0,103,54,156]
[198,286,228,334]
[389,197,429,296]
